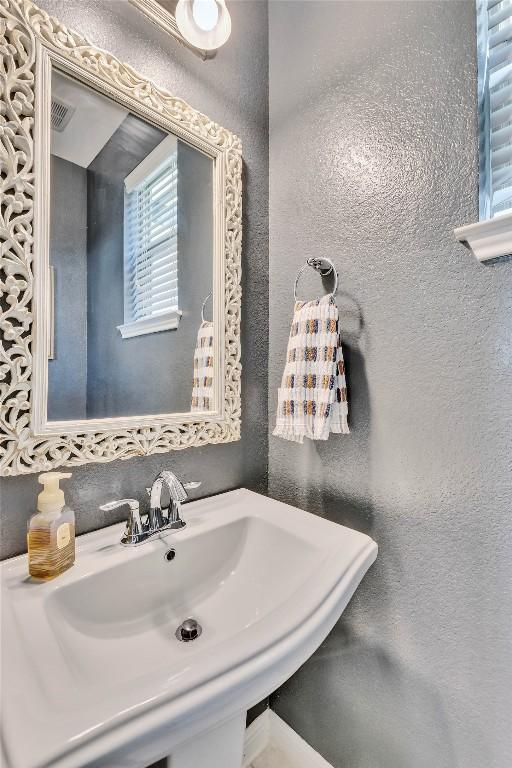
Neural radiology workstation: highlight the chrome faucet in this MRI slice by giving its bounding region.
[149,470,201,532]
[100,470,201,547]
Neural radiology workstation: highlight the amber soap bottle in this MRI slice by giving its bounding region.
[27,472,75,580]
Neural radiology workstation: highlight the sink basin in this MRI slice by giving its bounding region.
[1,488,377,768]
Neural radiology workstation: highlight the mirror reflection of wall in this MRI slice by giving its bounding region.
[47,69,214,422]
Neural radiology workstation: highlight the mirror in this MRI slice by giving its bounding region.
[47,69,214,421]
[0,1,241,477]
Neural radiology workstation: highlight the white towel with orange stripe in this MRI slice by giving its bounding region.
[273,295,349,442]
[191,321,214,411]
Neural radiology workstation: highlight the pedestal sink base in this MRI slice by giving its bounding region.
[167,713,246,768]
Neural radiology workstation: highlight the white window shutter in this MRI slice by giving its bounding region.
[120,139,180,337]
[479,0,512,218]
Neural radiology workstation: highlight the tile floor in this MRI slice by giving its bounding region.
[249,744,296,768]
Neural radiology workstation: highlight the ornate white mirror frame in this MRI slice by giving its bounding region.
[0,0,242,477]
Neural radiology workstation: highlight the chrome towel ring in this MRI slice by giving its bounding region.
[294,257,338,302]
[201,292,212,323]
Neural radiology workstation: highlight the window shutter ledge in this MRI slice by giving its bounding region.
[117,308,183,339]
[455,209,512,260]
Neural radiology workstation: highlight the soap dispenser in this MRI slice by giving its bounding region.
[27,472,75,580]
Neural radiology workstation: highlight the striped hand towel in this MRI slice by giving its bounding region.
[191,321,214,411]
[273,295,349,442]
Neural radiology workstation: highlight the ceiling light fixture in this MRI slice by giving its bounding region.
[175,0,231,51]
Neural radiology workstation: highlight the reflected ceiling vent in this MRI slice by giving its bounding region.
[50,97,76,132]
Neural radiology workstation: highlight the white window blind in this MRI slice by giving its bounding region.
[478,0,512,218]
[120,135,180,338]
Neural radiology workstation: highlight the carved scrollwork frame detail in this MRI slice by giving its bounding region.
[0,0,242,476]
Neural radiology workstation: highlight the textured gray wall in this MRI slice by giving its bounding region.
[268,3,512,768]
[47,156,88,421]
[0,0,268,559]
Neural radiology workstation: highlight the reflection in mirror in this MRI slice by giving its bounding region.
[47,69,214,422]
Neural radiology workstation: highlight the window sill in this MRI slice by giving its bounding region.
[454,211,512,262]
[118,309,182,339]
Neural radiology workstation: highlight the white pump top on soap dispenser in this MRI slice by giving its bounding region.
[37,472,72,514]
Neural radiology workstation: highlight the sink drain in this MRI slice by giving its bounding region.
[175,617,202,642]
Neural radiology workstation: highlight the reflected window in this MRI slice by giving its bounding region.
[119,135,181,338]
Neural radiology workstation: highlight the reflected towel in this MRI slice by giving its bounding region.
[191,321,214,411]
[273,295,349,442]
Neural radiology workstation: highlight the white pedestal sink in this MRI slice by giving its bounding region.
[0,489,377,768]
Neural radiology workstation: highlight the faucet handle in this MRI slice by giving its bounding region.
[183,481,201,491]
[100,499,144,545]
